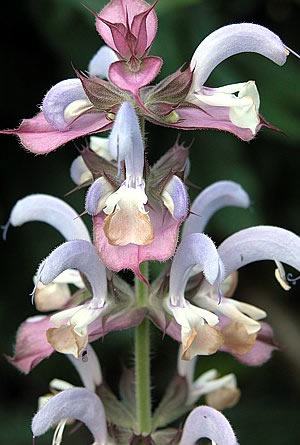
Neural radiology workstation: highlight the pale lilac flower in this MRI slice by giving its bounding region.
[4,194,146,368]
[33,345,238,445]
[86,102,189,279]
[165,181,300,361]
[37,344,102,445]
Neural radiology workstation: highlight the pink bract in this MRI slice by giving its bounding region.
[93,209,180,283]
[1,112,112,154]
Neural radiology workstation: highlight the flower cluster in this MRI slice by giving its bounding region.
[2,0,300,444]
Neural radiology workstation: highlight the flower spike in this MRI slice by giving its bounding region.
[32,388,107,445]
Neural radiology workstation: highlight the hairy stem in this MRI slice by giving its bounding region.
[135,262,152,435]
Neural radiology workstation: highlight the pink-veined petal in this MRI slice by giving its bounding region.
[5,316,55,374]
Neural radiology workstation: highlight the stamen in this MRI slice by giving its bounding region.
[218,287,223,305]
[1,219,10,240]
[287,273,300,285]
[30,262,46,305]
[117,137,121,178]
[284,45,300,59]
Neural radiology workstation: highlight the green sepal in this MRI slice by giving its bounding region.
[152,375,190,429]
[97,383,138,430]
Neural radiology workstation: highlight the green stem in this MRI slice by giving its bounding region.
[135,262,152,435]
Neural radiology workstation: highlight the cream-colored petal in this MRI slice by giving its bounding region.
[182,325,224,360]
[89,136,112,161]
[49,379,74,392]
[195,81,260,134]
[46,325,88,358]
[103,209,153,246]
[222,321,257,355]
[220,271,238,297]
[64,98,93,123]
[274,260,291,291]
[205,386,241,411]
[34,282,71,312]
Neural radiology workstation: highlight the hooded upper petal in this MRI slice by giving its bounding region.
[179,406,238,445]
[182,181,250,239]
[218,226,300,280]
[169,233,224,306]
[32,388,107,445]
[8,194,90,242]
[38,240,107,305]
[42,79,92,130]
[88,45,119,79]
[190,23,288,88]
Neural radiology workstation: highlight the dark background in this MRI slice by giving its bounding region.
[0,0,300,444]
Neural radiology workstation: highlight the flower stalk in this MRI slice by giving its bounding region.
[135,261,152,435]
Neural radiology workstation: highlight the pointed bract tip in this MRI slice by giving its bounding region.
[1,219,10,241]
[284,44,300,59]
[134,266,151,288]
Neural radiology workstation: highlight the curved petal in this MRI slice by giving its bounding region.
[5,316,54,374]
[68,344,102,391]
[0,111,112,154]
[161,175,189,222]
[190,23,288,87]
[182,181,250,239]
[85,178,114,215]
[43,79,90,130]
[38,240,107,305]
[180,405,238,445]
[93,209,180,280]
[88,45,119,78]
[218,226,300,279]
[8,194,90,241]
[32,388,107,445]
[169,233,224,306]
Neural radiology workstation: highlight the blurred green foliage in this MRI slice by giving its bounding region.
[1,0,300,444]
